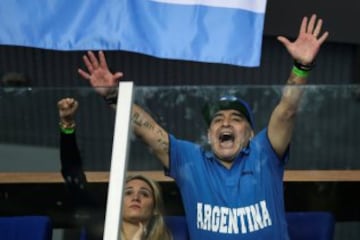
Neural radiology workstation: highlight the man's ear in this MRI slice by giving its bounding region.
[249,130,255,140]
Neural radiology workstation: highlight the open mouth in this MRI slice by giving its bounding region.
[219,132,235,143]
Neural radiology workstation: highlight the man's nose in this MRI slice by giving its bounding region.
[222,118,230,126]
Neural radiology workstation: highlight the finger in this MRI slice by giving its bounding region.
[99,51,109,69]
[67,98,75,106]
[299,16,308,35]
[113,72,124,81]
[317,31,329,45]
[277,36,291,48]
[63,99,70,108]
[133,222,144,239]
[312,18,323,38]
[307,14,316,34]
[87,51,99,68]
[78,69,90,80]
[58,98,66,104]
[58,98,70,107]
[83,55,94,73]
[72,100,79,111]
[57,100,63,108]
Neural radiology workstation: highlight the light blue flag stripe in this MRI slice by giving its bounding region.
[0,0,267,67]
[0,0,124,50]
[119,0,266,66]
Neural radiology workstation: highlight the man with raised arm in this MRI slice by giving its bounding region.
[78,14,328,239]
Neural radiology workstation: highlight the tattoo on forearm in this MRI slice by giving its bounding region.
[132,112,142,127]
[132,110,168,153]
[131,112,154,131]
[156,128,165,137]
[287,73,307,85]
[157,138,169,152]
[143,120,154,131]
[287,77,297,85]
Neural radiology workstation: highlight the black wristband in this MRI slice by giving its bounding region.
[293,60,315,71]
[103,95,118,105]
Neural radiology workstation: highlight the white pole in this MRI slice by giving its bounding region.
[103,81,133,240]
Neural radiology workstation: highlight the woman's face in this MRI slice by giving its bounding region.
[122,179,155,224]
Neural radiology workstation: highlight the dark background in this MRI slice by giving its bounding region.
[264,0,360,45]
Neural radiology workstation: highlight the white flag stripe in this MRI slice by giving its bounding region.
[0,0,267,66]
[151,0,266,13]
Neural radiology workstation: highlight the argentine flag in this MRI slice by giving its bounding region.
[0,0,267,67]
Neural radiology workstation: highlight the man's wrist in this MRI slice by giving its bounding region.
[103,89,118,105]
[292,66,309,78]
[293,60,315,71]
[104,95,117,105]
[291,60,315,78]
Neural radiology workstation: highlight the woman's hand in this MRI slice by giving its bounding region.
[131,222,145,240]
[57,97,78,124]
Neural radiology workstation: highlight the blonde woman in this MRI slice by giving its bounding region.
[58,98,172,240]
[121,175,172,240]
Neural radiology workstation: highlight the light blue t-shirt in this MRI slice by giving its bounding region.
[166,128,290,240]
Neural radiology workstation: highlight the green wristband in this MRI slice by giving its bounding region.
[60,127,75,135]
[292,66,309,78]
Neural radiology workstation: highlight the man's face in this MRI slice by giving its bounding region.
[208,109,253,166]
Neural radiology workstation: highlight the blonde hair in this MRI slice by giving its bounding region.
[121,175,172,240]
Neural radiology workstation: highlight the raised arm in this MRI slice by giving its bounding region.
[78,51,170,168]
[58,98,103,238]
[58,97,83,174]
[268,14,329,158]
[58,98,92,204]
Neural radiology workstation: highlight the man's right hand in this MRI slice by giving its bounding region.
[78,51,123,97]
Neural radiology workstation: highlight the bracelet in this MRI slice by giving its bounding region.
[103,95,118,105]
[60,127,75,134]
[293,60,315,71]
[292,66,309,78]
[59,121,76,134]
